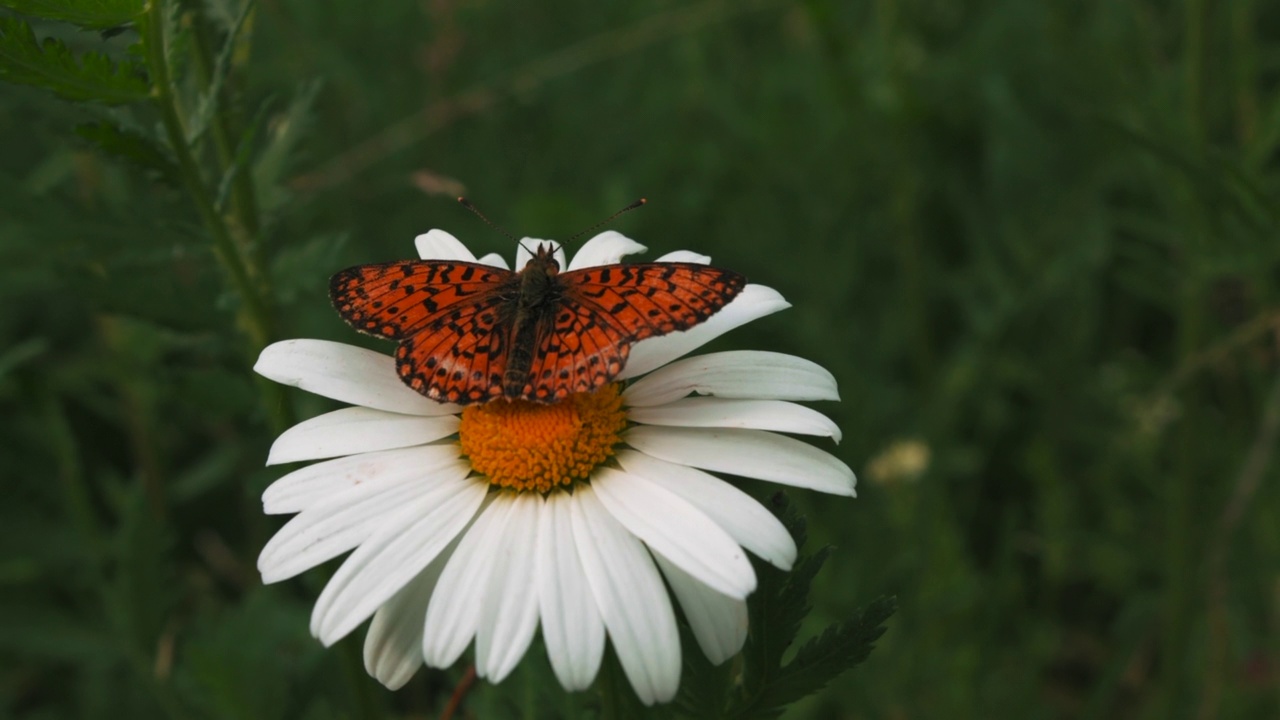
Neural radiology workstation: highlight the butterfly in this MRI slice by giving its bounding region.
[330,242,747,405]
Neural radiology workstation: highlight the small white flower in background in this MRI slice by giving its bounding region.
[254,229,856,705]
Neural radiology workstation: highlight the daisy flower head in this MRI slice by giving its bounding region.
[254,229,856,705]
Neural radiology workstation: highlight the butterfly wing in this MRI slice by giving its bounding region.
[329,260,519,403]
[518,262,747,401]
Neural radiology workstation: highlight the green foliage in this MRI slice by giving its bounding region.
[75,121,180,185]
[0,0,143,30]
[3,0,1280,718]
[674,498,895,719]
[0,15,148,103]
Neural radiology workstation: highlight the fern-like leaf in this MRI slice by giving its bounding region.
[0,0,143,30]
[75,121,180,186]
[0,16,148,103]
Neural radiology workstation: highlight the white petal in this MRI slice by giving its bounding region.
[592,467,755,600]
[262,444,460,515]
[614,449,795,570]
[311,475,486,645]
[570,486,680,706]
[652,553,747,665]
[537,491,605,690]
[626,397,842,443]
[258,457,471,583]
[266,407,459,466]
[476,252,509,269]
[619,285,791,380]
[415,229,476,261]
[623,350,839,408]
[255,340,460,416]
[363,542,456,690]
[566,231,647,270]
[514,238,566,270]
[475,494,542,682]
[624,426,856,497]
[653,250,710,264]
[421,496,515,667]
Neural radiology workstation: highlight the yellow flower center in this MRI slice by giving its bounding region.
[459,384,628,493]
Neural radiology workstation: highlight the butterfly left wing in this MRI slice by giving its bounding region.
[517,262,747,401]
[330,260,519,403]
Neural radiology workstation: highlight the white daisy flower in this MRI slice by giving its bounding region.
[254,229,856,705]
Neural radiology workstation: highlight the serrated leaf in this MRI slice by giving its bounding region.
[212,96,267,211]
[76,121,181,186]
[0,0,144,29]
[187,0,254,144]
[740,496,816,694]
[725,495,894,718]
[673,616,736,719]
[737,597,897,717]
[0,16,149,104]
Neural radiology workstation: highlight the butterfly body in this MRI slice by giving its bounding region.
[330,242,746,405]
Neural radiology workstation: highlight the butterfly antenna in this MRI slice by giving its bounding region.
[567,198,647,244]
[457,197,517,242]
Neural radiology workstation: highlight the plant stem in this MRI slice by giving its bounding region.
[142,0,292,434]
[145,1,272,348]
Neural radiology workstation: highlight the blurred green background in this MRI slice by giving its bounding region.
[3,0,1279,717]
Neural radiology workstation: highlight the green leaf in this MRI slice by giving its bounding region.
[0,16,149,103]
[739,496,814,695]
[75,121,181,186]
[0,0,143,30]
[744,597,897,716]
[727,495,895,718]
[187,0,253,144]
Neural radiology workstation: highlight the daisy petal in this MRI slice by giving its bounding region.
[258,457,470,583]
[415,229,476,260]
[421,496,514,667]
[263,444,460,515]
[615,449,795,570]
[653,250,710,264]
[652,553,747,665]
[570,486,680,706]
[592,467,755,600]
[255,340,460,416]
[566,231,647,270]
[475,494,542,682]
[266,407,458,466]
[363,544,455,690]
[311,473,486,645]
[623,350,839,407]
[619,285,791,380]
[538,491,605,690]
[626,397,842,443]
[476,252,509,269]
[624,426,856,497]
[515,238,567,270]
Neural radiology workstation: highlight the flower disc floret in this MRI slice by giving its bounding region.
[459,383,627,492]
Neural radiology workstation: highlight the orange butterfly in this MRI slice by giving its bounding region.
[330,242,746,405]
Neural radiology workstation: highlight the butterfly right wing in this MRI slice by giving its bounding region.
[329,260,519,403]
[517,262,747,401]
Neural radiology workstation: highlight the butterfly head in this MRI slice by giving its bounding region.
[517,239,562,275]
